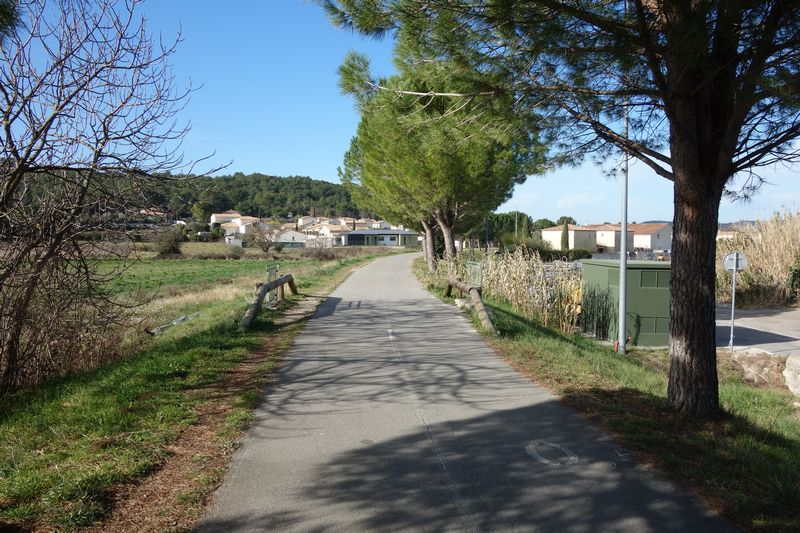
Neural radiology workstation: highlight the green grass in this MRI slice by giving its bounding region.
[414,258,800,532]
[99,258,275,295]
[0,318,268,527]
[0,251,391,529]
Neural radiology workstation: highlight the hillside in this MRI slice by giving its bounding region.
[148,172,365,220]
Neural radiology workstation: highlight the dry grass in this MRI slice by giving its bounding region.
[426,249,582,334]
[716,211,800,305]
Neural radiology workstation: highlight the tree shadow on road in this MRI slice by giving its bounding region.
[197,399,733,532]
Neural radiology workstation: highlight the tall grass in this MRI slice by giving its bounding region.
[716,211,800,305]
[431,249,582,334]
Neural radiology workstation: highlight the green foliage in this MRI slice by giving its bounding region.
[98,259,271,295]
[339,53,544,237]
[556,216,576,226]
[532,218,556,230]
[580,286,616,340]
[146,173,365,220]
[560,222,569,251]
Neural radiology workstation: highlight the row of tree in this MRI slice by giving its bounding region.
[322,0,800,418]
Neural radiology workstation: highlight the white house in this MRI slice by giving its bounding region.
[630,223,672,251]
[297,216,317,228]
[541,225,597,251]
[210,210,241,225]
[219,216,268,236]
[275,230,306,247]
[371,220,391,229]
[585,224,634,253]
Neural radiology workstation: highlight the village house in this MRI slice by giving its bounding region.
[630,223,672,251]
[341,229,419,247]
[541,225,597,251]
[274,229,306,247]
[210,210,241,225]
[583,224,634,253]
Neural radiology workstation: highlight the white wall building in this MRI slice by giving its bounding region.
[541,225,597,251]
[585,224,635,253]
[630,223,672,251]
[210,210,241,225]
[275,230,306,247]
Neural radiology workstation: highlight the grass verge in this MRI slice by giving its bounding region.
[413,257,800,533]
[0,252,386,531]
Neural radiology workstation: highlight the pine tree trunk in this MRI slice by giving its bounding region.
[434,209,457,259]
[667,179,724,418]
[421,219,436,272]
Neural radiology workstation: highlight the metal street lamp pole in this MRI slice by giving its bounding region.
[618,0,630,354]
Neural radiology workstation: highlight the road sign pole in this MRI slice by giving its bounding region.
[729,254,738,353]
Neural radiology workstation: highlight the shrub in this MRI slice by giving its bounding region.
[225,245,245,259]
[567,249,592,261]
[300,248,337,261]
[154,228,183,257]
[273,243,284,253]
[580,286,616,340]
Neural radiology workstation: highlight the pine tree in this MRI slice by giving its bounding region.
[321,0,800,418]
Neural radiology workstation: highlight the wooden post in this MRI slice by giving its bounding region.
[277,284,285,302]
[447,277,496,336]
[240,274,296,330]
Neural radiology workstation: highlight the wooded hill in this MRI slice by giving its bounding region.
[147,173,365,220]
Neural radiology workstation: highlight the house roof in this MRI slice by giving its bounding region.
[541,224,592,232]
[344,229,418,236]
[583,224,623,231]
[628,223,671,235]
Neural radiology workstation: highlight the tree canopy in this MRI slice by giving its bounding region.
[339,53,544,259]
[147,173,365,221]
[320,0,800,418]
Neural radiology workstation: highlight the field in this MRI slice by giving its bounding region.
[100,258,271,295]
[0,246,400,530]
[415,257,800,532]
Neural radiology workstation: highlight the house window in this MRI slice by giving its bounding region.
[389,235,397,241]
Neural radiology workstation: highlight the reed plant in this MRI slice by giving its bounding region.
[716,211,800,305]
[436,249,582,334]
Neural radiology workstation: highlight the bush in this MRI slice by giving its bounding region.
[580,286,616,340]
[567,249,593,261]
[225,245,245,259]
[273,243,284,253]
[300,248,337,261]
[514,242,590,262]
[154,228,183,257]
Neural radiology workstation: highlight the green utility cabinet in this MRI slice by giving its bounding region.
[581,260,671,346]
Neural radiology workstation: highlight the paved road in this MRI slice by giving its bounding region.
[716,304,800,356]
[199,253,731,532]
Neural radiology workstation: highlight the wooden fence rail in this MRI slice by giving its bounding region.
[445,276,497,336]
[240,273,298,330]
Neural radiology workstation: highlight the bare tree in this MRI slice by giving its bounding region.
[0,0,206,392]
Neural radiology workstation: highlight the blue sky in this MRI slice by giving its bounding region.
[145,1,800,224]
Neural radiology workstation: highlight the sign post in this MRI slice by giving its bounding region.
[724,252,747,353]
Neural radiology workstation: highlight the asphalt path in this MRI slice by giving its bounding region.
[198,253,732,532]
